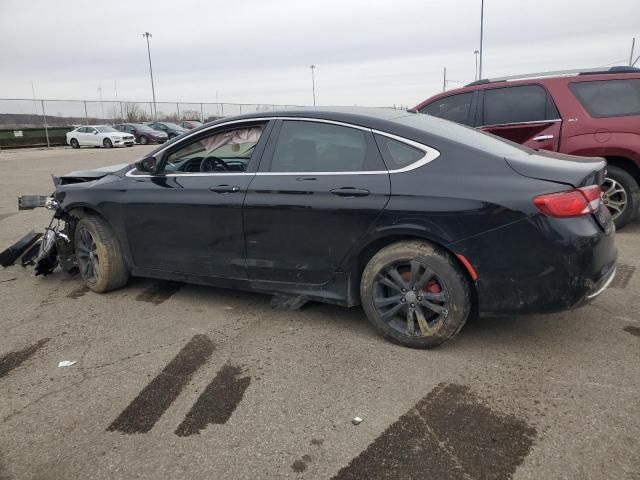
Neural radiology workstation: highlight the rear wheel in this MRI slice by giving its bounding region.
[360,240,471,349]
[70,138,80,149]
[103,138,113,148]
[603,165,639,229]
[139,135,149,145]
[74,215,129,293]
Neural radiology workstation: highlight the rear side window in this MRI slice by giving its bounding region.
[374,134,424,170]
[482,85,558,126]
[420,92,473,125]
[270,121,375,172]
[570,79,640,117]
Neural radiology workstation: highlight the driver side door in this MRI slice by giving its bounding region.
[122,120,274,280]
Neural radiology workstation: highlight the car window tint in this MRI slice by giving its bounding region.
[163,126,263,174]
[420,92,473,125]
[482,85,554,125]
[570,79,640,117]
[270,121,369,172]
[374,134,424,169]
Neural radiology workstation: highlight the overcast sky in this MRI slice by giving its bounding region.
[1,0,638,108]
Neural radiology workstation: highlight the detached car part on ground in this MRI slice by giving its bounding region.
[1,108,618,349]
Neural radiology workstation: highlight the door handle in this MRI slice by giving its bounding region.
[210,185,240,193]
[330,187,370,197]
[533,134,554,141]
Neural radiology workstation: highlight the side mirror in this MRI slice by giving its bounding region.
[134,156,158,173]
[93,131,98,135]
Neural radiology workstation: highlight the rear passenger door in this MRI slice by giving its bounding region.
[477,84,561,152]
[242,119,390,285]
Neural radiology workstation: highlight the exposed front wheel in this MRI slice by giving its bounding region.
[70,138,80,149]
[74,215,129,293]
[603,165,639,230]
[360,241,471,349]
[103,138,113,148]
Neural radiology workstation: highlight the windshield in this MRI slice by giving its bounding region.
[95,126,118,133]
[133,124,156,132]
[162,122,187,131]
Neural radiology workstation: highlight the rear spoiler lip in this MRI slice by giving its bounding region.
[505,153,606,188]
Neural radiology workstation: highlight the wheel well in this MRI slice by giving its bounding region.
[605,157,640,184]
[355,235,478,305]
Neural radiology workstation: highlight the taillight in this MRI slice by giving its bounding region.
[533,185,602,218]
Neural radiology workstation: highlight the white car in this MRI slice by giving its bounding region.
[66,125,135,149]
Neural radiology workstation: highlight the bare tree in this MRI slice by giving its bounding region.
[123,102,151,123]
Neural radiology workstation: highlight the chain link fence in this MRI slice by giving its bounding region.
[0,99,303,148]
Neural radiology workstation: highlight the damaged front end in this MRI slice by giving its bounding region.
[1,191,79,277]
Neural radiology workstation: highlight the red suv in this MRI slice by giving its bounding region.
[413,66,640,228]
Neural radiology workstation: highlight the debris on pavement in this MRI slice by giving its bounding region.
[57,360,76,367]
[0,231,42,267]
[352,416,363,425]
[270,293,309,310]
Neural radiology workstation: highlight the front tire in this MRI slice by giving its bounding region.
[603,165,639,229]
[103,138,113,148]
[360,240,471,349]
[70,138,80,149]
[139,135,149,145]
[74,215,129,293]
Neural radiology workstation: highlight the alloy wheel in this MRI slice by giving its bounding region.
[373,260,450,337]
[76,227,99,282]
[601,177,627,220]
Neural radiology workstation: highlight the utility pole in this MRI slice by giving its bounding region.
[479,0,485,80]
[30,81,38,116]
[98,84,104,120]
[142,32,157,119]
[310,65,317,106]
[443,67,447,92]
[630,38,636,66]
[474,50,480,81]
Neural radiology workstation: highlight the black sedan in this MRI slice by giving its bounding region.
[25,108,618,348]
[113,123,168,145]
[147,121,189,139]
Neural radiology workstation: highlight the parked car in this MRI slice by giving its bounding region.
[25,108,617,348]
[114,123,168,145]
[413,66,640,229]
[147,121,188,139]
[66,125,135,149]
[177,120,203,129]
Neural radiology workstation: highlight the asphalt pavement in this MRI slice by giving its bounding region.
[0,146,638,480]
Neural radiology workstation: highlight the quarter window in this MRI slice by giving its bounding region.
[374,135,424,170]
[482,85,558,126]
[270,121,372,172]
[570,79,640,118]
[162,125,263,174]
[420,92,473,125]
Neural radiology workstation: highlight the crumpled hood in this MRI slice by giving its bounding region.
[55,163,130,185]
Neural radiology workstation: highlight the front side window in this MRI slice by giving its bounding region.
[570,79,640,117]
[420,92,473,125]
[482,85,557,126]
[270,121,370,172]
[162,125,263,174]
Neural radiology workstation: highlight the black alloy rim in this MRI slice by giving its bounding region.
[373,260,450,337]
[76,227,99,282]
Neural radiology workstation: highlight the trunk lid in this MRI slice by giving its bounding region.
[505,149,606,187]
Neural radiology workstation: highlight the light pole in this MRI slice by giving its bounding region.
[478,0,485,80]
[310,65,316,106]
[142,32,157,119]
[474,50,480,81]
